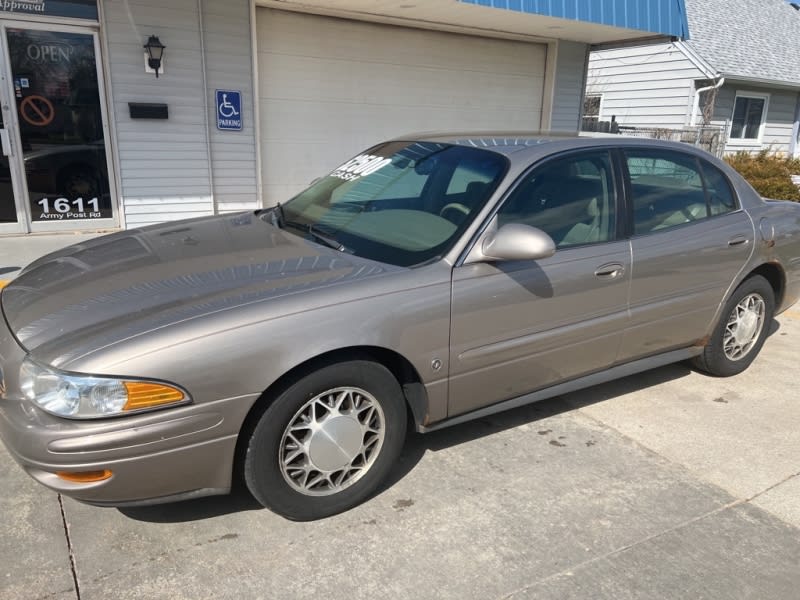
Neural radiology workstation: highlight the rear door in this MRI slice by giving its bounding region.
[618,149,754,362]
[448,150,631,417]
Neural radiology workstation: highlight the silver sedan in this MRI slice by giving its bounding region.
[1,134,799,520]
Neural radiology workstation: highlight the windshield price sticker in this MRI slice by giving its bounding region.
[331,154,391,181]
[37,197,102,219]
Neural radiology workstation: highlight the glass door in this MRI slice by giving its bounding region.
[0,49,26,233]
[0,21,117,231]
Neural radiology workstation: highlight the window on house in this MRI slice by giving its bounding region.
[583,95,601,123]
[730,94,768,140]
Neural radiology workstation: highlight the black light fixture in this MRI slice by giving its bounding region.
[143,35,166,78]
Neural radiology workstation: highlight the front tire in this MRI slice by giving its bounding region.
[692,275,775,377]
[243,360,407,520]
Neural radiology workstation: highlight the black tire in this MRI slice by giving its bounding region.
[692,275,775,377]
[243,360,407,521]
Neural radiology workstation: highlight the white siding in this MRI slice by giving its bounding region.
[712,85,800,155]
[551,41,588,132]
[586,42,704,128]
[201,0,260,214]
[102,0,258,227]
[257,8,547,206]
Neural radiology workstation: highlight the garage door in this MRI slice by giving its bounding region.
[258,8,547,205]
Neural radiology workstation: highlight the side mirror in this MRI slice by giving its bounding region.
[466,222,556,264]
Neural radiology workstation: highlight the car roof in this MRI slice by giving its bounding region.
[389,131,718,160]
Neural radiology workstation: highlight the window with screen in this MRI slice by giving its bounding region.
[730,94,767,140]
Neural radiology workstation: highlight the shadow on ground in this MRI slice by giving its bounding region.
[118,347,718,525]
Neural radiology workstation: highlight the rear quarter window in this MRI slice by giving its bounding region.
[699,160,738,215]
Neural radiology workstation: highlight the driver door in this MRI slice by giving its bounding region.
[448,150,631,417]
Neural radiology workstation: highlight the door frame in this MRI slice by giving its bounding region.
[0,37,28,234]
[0,18,119,233]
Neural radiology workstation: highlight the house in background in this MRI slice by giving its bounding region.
[585,0,800,157]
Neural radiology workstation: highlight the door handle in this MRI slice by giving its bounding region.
[594,263,625,279]
[0,129,10,157]
[727,235,749,247]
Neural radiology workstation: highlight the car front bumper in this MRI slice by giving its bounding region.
[0,315,260,506]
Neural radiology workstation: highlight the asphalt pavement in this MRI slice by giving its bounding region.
[1,233,799,600]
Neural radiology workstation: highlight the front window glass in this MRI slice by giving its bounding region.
[498,151,616,248]
[280,142,507,267]
[730,95,766,140]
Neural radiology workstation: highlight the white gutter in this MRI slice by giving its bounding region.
[790,93,800,158]
[690,77,724,126]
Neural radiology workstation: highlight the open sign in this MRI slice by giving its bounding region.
[26,41,74,64]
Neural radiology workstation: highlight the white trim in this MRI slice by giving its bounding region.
[97,0,125,230]
[728,91,770,145]
[250,0,264,208]
[0,13,99,28]
[0,31,28,233]
[197,0,216,215]
[540,41,557,131]
[674,41,717,79]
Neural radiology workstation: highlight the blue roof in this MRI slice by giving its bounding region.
[458,0,690,39]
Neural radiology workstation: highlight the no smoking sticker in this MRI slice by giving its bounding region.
[19,95,55,127]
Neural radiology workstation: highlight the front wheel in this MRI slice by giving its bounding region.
[692,275,775,377]
[243,360,407,520]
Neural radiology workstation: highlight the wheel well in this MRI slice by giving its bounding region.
[747,263,785,308]
[232,346,427,486]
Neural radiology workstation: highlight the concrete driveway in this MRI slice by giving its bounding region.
[1,235,799,599]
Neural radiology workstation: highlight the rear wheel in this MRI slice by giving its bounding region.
[243,360,407,520]
[692,275,774,376]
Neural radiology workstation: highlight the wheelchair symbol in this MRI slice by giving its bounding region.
[218,94,240,118]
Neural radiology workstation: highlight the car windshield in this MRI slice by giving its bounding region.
[278,141,508,267]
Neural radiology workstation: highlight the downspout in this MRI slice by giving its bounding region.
[789,92,800,158]
[690,77,724,126]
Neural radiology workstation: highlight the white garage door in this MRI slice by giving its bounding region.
[258,8,547,205]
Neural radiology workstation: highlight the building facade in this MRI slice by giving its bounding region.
[0,0,687,234]
[585,0,800,157]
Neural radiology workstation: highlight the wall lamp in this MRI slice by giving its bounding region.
[144,35,166,78]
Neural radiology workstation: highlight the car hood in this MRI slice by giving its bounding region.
[2,212,402,359]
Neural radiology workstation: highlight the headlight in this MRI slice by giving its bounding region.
[19,357,189,419]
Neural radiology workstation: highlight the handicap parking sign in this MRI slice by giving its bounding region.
[216,90,242,131]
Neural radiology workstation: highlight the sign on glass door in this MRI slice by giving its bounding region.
[7,28,112,222]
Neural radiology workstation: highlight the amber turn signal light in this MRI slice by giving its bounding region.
[123,382,185,411]
[56,470,113,483]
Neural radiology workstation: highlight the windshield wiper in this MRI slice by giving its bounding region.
[282,219,349,253]
[270,202,285,228]
[264,202,349,252]
[308,224,348,252]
